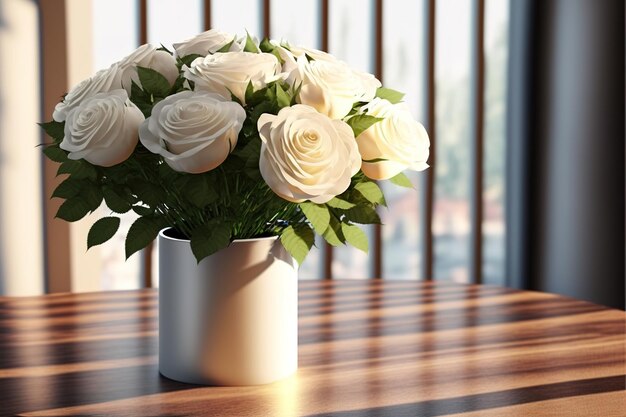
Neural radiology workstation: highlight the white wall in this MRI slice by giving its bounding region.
[0,0,45,295]
[66,0,104,293]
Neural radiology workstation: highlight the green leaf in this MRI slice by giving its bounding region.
[346,114,383,137]
[52,178,82,199]
[56,197,91,222]
[215,40,235,53]
[259,40,285,63]
[348,101,368,116]
[125,216,166,259]
[171,172,191,190]
[264,84,277,104]
[259,38,275,53]
[299,202,330,235]
[158,160,180,181]
[389,172,414,188]
[341,223,369,252]
[375,87,405,104]
[38,121,65,142]
[129,80,153,117]
[290,81,302,105]
[87,217,120,249]
[132,205,154,216]
[57,160,98,181]
[43,145,68,163]
[179,53,204,68]
[244,149,262,179]
[362,157,390,163]
[244,81,255,103]
[246,86,271,107]
[182,175,218,208]
[322,216,345,246]
[103,186,132,213]
[169,76,187,94]
[190,222,232,263]
[249,100,275,125]
[326,197,356,210]
[354,181,386,206]
[280,224,314,264]
[128,179,162,206]
[56,160,78,176]
[244,166,262,180]
[275,83,291,108]
[243,31,260,53]
[344,205,381,224]
[237,136,262,160]
[130,79,147,99]
[137,66,171,98]
[82,185,103,212]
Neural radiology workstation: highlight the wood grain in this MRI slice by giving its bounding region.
[0,281,624,416]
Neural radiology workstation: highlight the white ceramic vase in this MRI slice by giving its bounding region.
[157,228,298,385]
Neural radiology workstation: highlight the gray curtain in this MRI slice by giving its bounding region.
[506,0,625,309]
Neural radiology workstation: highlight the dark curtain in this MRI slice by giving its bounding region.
[506,0,625,309]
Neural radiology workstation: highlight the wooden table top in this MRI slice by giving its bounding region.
[0,280,624,416]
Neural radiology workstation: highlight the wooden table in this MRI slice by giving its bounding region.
[0,280,624,416]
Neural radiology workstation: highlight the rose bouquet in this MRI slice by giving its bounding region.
[40,29,430,264]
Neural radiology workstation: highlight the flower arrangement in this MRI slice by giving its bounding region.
[39,30,430,264]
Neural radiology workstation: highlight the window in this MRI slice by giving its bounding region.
[85,0,509,289]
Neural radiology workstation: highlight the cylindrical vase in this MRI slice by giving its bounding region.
[158,228,298,385]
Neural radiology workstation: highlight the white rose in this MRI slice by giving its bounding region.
[357,98,430,180]
[117,44,178,93]
[268,42,299,85]
[294,55,381,120]
[271,42,380,114]
[138,91,246,173]
[281,43,335,62]
[173,29,242,58]
[271,42,336,86]
[354,70,381,101]
[295,57,358,120]
[60,90,144,167]
[258,104,361,204]
[53,64,122,122]
[183,52,281,104]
